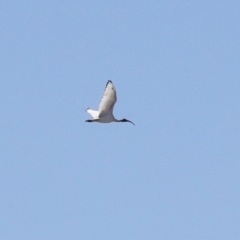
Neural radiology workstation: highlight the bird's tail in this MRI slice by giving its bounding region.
[85,108,99,119]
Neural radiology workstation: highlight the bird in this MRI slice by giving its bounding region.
[85,80,135,125]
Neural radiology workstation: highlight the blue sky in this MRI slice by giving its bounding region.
[1,1,240,239]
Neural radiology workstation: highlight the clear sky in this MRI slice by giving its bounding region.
[1,1,240,239]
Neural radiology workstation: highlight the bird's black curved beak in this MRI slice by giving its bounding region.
[128,120,135,126]
[123,119,135,126]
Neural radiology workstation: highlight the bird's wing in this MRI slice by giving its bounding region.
[98,80,117,117]
[85,108,99,119]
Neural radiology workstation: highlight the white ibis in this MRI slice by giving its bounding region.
[85,80,135,125]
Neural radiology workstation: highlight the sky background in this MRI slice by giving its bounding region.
[1,1,240,239]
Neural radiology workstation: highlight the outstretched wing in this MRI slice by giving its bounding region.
[98,80,117,117]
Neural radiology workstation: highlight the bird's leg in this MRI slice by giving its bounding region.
[85,119,98,123]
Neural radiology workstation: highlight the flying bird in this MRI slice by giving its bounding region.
[85,80,135,125]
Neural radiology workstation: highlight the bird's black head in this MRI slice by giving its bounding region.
[119,118,135,126]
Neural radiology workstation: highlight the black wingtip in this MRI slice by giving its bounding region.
[105,80,112,89]
[85,107,90,112]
